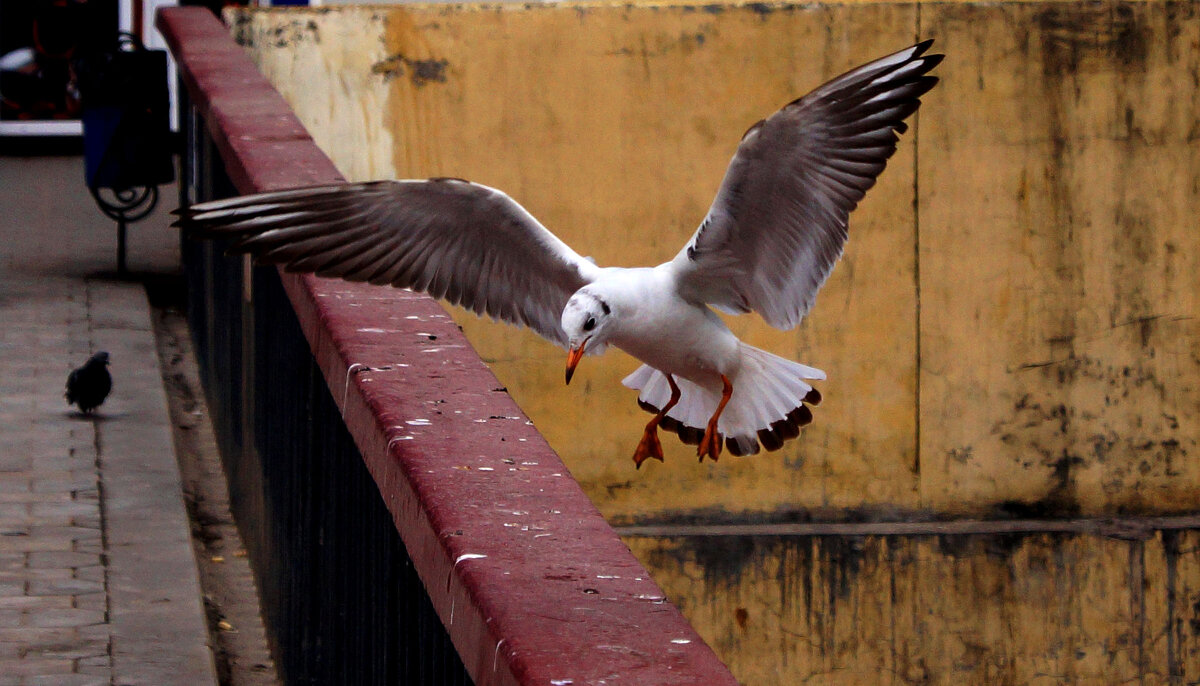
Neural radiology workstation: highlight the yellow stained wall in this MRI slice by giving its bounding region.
[918,1,1200,517]
[228,4,1200,682]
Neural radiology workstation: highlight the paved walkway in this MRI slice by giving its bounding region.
[0,152,216,685]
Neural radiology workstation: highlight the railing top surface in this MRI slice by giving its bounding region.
[157,7,737,685]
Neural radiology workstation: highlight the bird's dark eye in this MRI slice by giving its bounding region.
[583,317,596,332]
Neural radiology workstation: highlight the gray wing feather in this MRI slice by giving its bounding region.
[178,179,601,346]
[672,40,942,329]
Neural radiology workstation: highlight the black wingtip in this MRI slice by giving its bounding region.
[914,38,935,54]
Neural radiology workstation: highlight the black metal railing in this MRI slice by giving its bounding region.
[179,93,471,685]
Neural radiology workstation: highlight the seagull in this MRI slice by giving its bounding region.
[177,40,941,467]
[66,351,112,414]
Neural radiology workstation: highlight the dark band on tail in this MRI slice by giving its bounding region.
[637,386,823,457]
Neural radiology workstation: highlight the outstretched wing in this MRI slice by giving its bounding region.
[671,40,942,329]
[177,179,602,346]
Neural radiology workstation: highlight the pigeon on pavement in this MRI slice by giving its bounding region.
[66,351,112,414]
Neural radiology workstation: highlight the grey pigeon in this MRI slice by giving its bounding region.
[66,351,111,414]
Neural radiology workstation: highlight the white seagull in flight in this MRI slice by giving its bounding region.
[179,40,942,468]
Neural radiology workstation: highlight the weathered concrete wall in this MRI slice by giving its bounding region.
[918,1,1200,519]
[627,526,1200,684]
[227,3,1200,682]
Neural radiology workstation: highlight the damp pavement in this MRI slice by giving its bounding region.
[0,151,217,685]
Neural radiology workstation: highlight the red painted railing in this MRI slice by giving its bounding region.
[158,7,738,685]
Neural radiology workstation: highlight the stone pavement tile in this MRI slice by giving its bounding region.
[72,489,98,502]
[26,675,108,686]
[0,494,72,507]
[72,566,104,584]
[76,623,110,640]
[0,627,78,644]
[0,596,73,611]
[77,654,110,674]
[0,457,31,474]
[76,657,111,676]
[28,503,96,522]
[26,454,92,476]
[30,479,96,495]
[0,479,32,495]
[27,579,103,596]
[27,527,99,544]
[0,538,69,556]
[25,640,107,661]
[22,609,106,629]
[72,591,106,612]
[25,552,99,570]
[0,567,71,583]
[71,517,100,530]
[0,505,30,524]
[71,542,102,555]
[27,671,108,681]
[6,657,77,676]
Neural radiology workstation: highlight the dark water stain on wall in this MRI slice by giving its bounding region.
[1037,2,1150,73]
[371,54,450,87]
[230,16,323,50]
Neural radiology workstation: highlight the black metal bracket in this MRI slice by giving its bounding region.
[88,184,158,275]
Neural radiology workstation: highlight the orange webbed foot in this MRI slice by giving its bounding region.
[697,426,722,463]
[632,373,681,469]
[632,426,665,468]
[696,373,732,463]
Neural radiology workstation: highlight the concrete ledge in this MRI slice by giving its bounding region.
[159,7,737,685]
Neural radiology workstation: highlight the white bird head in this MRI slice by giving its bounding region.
[561,289,613,385]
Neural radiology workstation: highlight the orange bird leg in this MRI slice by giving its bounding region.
[632,374,682,468]
[698,374,733,463]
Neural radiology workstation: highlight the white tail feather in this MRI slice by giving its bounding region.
[622,343,825,456]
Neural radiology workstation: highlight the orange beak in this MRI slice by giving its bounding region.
[565,338,589,385]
